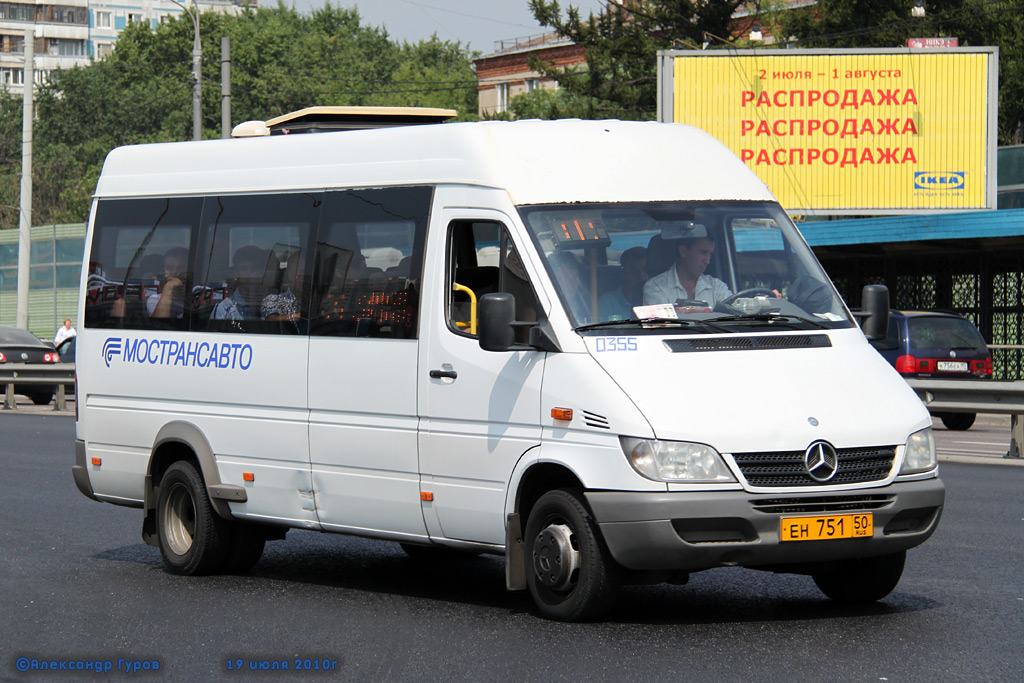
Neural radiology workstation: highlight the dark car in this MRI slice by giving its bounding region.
[870,310,992,430]
[0,325,61,405]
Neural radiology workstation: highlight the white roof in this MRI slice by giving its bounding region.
[95,119,774,205]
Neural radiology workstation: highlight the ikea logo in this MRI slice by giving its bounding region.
[914,172,965,190]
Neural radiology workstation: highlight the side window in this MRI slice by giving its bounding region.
[447,220,540,342]
[84,197,200,330]
[192,193,319,335]
[310,186,430,339]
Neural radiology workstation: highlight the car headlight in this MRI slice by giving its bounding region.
[900,427,936,475]
[620,437,737,482]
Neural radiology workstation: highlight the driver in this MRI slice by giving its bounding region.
[643,235,730,308]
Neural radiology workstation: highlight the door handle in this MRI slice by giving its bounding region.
[429,369,458,380]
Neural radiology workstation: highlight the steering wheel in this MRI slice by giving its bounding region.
[718,287,774,309]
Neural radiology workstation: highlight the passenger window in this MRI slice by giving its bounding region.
[447,221,540,342]
[192,193,319,334]
[310,187,430,339]
[84,197,200,330]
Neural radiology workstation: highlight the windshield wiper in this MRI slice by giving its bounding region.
[709,313,830,330]
[574,318,729,333]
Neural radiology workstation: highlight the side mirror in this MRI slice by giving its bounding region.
[478,293,515,351]
[860,284,889,341]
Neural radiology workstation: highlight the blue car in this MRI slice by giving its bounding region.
[870,310,992,430]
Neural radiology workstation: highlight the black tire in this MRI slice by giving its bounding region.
[940,412,976,431]
[399,542,480,560]
[220,523,267,574]
[27,392,54,406]
[156,461,231,575]
[524,489,619,622]
[812,551,906,603]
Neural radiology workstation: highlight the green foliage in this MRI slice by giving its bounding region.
[526,0,743,119]
[0,4,479,229]
[776,0,1024,145]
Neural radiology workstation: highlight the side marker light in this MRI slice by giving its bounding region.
[551,408,573,421]
[420,492,433,502]
[242,472,254,482]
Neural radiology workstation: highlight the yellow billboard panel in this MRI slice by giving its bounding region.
[662,49,998,214]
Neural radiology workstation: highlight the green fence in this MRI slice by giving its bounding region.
[0,224,85,341]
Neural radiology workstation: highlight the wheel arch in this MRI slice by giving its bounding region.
[504,458,585,591]
[141,421,234,546]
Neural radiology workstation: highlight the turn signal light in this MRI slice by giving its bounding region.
[551,408,573,421]
[420,492,433,502]
[91,457,101,466]
[242,472,254,482]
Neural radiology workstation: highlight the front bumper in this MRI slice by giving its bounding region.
[586,478,944,571]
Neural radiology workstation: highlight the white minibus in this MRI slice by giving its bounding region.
[73,118,944,621]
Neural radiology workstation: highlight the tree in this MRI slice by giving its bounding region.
[0,5,480,229]
[527,0,744,119]
[776,0,1024,145]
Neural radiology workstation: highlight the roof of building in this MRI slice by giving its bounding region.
[799,208,1024,246]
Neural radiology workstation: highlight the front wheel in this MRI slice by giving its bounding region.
[157,461,231,575]
[524,489,619,622]
[812,551,906,603]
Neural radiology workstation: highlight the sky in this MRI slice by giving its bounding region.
[287,0,608,54]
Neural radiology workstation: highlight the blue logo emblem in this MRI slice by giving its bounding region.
[103,337,122,367]
[914,172,964,190]
[101,336,253,370]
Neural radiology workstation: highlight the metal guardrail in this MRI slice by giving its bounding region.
[0,363,75,412]
[905,378,1024,459]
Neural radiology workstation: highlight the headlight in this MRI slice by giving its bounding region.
[900,427,936,474]
[620,437,737,483]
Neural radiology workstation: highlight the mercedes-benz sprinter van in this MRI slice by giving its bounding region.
[73,118,943,621]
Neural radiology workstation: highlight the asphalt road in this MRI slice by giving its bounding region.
[1,413,1022,682]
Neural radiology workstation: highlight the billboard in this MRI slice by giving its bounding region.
[658,48,999,214]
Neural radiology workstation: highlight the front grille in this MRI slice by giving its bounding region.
[751,494,895,514]
[731,446,896,487]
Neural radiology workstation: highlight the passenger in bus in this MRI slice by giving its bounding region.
[598,246,648,320]
[147,247,189,319]
[261,249,302,323]
[211,245,267,320]
[643,235,730,308]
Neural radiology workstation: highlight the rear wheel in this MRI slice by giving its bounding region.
[940,412,976,431]
[157,461,230,575]
[812,551,906,603]
[524,489,619,622]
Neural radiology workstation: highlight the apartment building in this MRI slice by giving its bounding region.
[1,0,252,95]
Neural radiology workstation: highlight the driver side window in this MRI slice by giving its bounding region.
[447,220,540,342]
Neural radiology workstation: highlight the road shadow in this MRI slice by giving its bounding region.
[91,532,941,625]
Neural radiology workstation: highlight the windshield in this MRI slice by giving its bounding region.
[518,201,853,333]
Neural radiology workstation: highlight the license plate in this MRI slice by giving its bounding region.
[937,360,969,372]
[780,513,873,541]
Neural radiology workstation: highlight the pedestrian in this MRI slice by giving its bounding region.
[54,318,76,346]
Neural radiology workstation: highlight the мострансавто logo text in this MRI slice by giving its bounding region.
[103,337,252,370]
[914,171,964,190]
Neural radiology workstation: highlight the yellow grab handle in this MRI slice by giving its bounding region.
[453,282,477,335]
